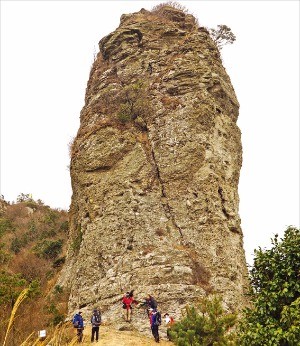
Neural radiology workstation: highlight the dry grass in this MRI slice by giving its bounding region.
[151,1,188,14]
[3,288,29,346]
[160,96,182,110]
[18,322,75,346]
[0,201,69,345]
[151,1,199,28]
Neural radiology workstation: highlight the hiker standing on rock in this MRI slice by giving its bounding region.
[91,308,101,343]
[122,290,137,322]
[164,313,175,340]
[140,294,158,317]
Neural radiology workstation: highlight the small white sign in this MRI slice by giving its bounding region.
[38,330,46,338]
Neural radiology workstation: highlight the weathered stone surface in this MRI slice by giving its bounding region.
[58,6,249,331]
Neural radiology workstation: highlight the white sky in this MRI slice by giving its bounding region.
[1,0,299,265]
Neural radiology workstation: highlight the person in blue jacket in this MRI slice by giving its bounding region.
[72,311,84,342]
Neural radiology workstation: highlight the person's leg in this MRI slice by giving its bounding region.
[128,308,132,321]
[156,326,160,342]
[151,326,156,340]
[91,327,95,342]
[95,327,99,341]
[167,328,170,340]
[153,325,159,342]
[77,328,83,342]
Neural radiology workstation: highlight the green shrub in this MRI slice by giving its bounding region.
[16,193,32,203]
[27,279,41,298]
[0,271,27,306]
[116,81,152,124]
[52,256,66,268]
[43,210,59,225]
[59,220,68,232]
[27,220,37,237]
[34,239,63,260]
[10,238,22,254]
[54,285,63,295]
[39,228,57,239]
[0,243,11,264]
[238,226,300,345]
[24,200,38,209]
[117,103,132,123]
[45,301,65,326]
[169,296,237,345]
[0,218,14,237]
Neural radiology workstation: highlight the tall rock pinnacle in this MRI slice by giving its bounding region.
[59,5,249,328]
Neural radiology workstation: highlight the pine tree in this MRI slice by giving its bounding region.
[169,296,237,345]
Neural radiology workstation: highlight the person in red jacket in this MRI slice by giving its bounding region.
[122,290,137,322]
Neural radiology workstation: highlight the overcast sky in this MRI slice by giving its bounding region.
[1,0,299,264]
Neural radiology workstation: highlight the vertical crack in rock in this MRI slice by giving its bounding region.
[150,142,184,238]
[218,186,230,219]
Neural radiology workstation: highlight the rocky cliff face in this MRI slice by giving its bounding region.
[59,6,248,329]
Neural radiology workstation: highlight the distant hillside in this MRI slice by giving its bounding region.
[0,196,69,345]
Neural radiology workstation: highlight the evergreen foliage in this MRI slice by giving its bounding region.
[34,239,63,260]
[0,271,39,307]
[16,193,33,203]
[239,226,300,345]
[169,296,237,345]
[209,25,236,50]
[0,271,26,307]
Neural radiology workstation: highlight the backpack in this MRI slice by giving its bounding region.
[91,313,101,326]
[154,311,161,326]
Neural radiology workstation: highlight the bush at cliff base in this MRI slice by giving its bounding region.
[239,226,300,345]
[168,295,237,346]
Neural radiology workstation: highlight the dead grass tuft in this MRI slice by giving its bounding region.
[151,1,188,14]
[161,96,182,110]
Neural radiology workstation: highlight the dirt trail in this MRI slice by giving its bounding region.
[79,325,173,345]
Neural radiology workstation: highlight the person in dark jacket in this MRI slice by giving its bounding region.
[72,311,84,342]
[90,308,101,342]
[149,308,161,343]
[140,294,158,316]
